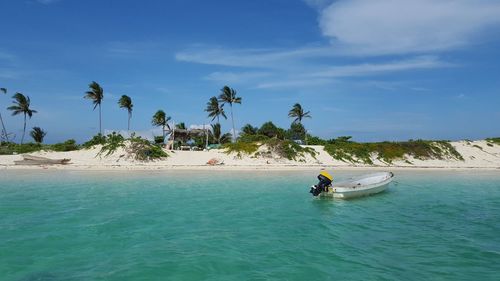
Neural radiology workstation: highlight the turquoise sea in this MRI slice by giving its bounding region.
[1,170,500,281]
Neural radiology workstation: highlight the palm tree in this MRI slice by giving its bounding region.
[7,93,37,144]
[176,122,186,130]
[84,81,104,135]
[205,96,227,123]
[30,127,47,143]
[210,123,231,144]
[0,87,9,143]
[218,86,241,142]
[241,124,258,136]
[118,95,133,131]
[288,103,311,124]
[151,110,171,141]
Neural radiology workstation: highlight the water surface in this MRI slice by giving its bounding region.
[1,170,500,280]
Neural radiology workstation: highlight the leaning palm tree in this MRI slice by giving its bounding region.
[84,81,104,135]
[218,86,241,142]
[118,95,133,131]
[151,110,171,141]
[288,103,311,124]
[7,93,37,144]
[0,87,9,143]
[205,96,227,123]
[30,127,47,143]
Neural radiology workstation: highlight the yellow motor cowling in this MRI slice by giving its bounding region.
[319,170,333,181]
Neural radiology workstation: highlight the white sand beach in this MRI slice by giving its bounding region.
[1,140,499,171]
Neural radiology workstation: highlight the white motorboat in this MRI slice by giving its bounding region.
[320,172,394,199]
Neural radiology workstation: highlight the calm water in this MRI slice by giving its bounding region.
[1,170,500,281]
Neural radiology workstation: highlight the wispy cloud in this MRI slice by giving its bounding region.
[319,0,500,55]
[204,71,271,84]
[308,56,452,78]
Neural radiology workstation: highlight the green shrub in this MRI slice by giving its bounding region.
[486,138,500,145]
[324,140,463,164]
[50,139,79,152]
[97,132,125,157]
[127,136,168,161]
[82,134,106,148]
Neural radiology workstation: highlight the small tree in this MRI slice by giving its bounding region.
[30,127,47,143]
[7,93,37,144]
[84,81,104,135]
[258,122,281,138]
[118,95,133,131]
[151,110,171,142]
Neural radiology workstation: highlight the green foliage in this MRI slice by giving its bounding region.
[50,139,79,152]
[324,140,464,164]
[263,138,317,160]
[238,134,269,143]
[306,135,327,145]
[127,135,168,161]
[486,137,500,145]
[154,136,165,144]
[82,134,106,148]
[223,138,316,160]
[0,142,42,155]
[241,124,258,136]
[30,127,46,143]
[258,121,281,138]
[97,132,125,157]
[223,142,259,156]
[288,122,306,141]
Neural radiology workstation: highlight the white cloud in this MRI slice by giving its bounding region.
[175,46,334,68]
[309,56,452,78]
[319,0,500,55]
[204,71,271,84]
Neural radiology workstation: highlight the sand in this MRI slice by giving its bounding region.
[0,140,499,171]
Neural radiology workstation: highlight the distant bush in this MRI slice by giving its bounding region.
[97,132,125,157]
[50,139,79,152]
[223,138,316,160]
[486,138,500,145]
[82,134,106,148]
[324,140,463,164]
[0,142,43,155]
[127,135,168,161]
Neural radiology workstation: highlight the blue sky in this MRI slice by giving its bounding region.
[1,0,500,143]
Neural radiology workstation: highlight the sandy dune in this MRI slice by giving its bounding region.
[1,140,499,170]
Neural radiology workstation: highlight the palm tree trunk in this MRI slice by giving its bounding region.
[162,125,165,141]
[128,112,131,131]
[216,115,220,144]
[230,105,235,143]
[21,114,26,144]
[0,112,8,143]
[99,104,102,135]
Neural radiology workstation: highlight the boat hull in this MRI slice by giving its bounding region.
[319,172,393,199]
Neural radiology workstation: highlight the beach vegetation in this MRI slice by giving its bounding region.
[126,135,168,161]
[151,110,171,142]
[486,137,500,145]
[7,93,37,144]
[30,127,46,143]
[97,132,125,157]
[323,139,464,164]
[218,86,241,142]
[84,81,104,135]
[51,139,79,152]
[288,103,311,124]
[82,134,106,148]
[118,95,133,131]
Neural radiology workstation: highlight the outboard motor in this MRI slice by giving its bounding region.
[310,171,333,196]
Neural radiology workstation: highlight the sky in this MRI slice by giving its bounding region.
[1,0,500,143]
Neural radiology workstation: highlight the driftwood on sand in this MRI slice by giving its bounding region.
[14,154,71,165]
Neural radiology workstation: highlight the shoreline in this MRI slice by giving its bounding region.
[1,163,499,171]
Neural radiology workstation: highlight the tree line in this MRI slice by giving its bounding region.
[1,82,311,145]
